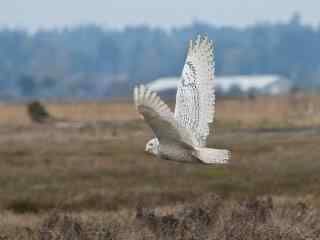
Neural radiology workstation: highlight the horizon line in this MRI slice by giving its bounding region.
[0,14,318,34]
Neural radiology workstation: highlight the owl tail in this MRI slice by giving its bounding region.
[194,147,230,164]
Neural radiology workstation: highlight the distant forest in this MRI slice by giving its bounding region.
[0,14,319,100]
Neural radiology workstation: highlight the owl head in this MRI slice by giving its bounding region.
[145,138,159,155]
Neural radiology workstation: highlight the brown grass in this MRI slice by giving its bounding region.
[0,95,319,238]
[1,196,320,239]
[1,94,320,127]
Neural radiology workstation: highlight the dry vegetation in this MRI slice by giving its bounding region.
[0,95,319,239]
[3,196,320,239]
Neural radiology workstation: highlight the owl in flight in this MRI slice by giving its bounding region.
[134,35,230,164]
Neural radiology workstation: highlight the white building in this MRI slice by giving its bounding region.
[147,75,292,96]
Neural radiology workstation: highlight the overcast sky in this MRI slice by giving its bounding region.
[0,0,319,31]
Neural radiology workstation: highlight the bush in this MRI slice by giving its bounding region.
[27,101,51,123]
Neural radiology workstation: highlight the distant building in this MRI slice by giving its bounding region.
[147,75,292,97]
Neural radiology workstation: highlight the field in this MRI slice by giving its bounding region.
[0,95,320,239]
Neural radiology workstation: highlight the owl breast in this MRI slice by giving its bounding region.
[158,142,200,163]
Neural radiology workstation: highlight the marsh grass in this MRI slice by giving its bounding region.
[0,96,319,238]
[1,196,320,239]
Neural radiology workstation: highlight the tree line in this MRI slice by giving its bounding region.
[0,13,319,100]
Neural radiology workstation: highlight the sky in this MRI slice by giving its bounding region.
[0,0,319,31]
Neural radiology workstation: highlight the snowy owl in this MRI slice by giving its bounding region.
[134,35,230,164]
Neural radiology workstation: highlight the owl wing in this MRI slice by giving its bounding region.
[134,85,193,146]
[174,35,215,147]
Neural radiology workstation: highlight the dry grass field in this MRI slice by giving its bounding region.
[0,95,320,239]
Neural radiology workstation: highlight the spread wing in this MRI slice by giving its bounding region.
[174,35,215,147]
[134,85,193,146]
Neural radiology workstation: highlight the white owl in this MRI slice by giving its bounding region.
[134,35,230,164]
